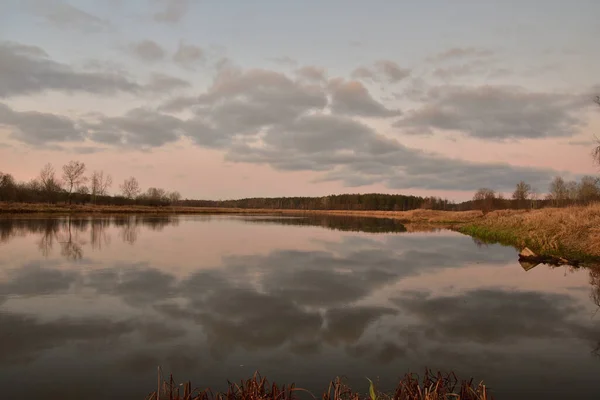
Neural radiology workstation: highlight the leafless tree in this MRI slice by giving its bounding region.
[146,187,167,201]
[512,181,531,208]
[473,188,496,214]
[39,163,62,202]
[168,191,181,204]
[578,176,600,204]
[120,177,141,199]
[62,161,87,203]
[548,176,568,206]
[90,170,112,203]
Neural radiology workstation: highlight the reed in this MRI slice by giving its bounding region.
[145,370,491,400]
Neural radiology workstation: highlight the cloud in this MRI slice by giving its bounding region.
[129,40,166,62]
[84,108,184,147]
[153,0,190,23]
[374,60,411,83]
[395,85,588,140]
[0,102,85,145]
[329,79,402,117]
[175,67,327,147]
[173,42,204,68]
[146,73,191,92]
[351,60,410,84]
[295,66,327,82]
[350,66,375,81]
[392,289,598,344]
[429,47,494,62]
[25,0,110,32]
[0,41,141,97]
[225,110,563,191]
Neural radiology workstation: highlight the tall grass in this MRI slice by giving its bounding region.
[458,203,600,261]
[145,370,491,400]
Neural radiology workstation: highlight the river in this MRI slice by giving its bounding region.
[0,215,599,399]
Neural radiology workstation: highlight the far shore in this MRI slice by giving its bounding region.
[2,202,600,262]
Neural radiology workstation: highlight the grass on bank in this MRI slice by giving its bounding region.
[146,370,491,400]
[458,203,600,262]
[0,202,483,223]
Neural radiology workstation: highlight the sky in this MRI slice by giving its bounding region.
[0,0,599,201]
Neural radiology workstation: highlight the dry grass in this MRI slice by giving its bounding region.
[0,202,483,224]
[460,203,600,260]
[145,370,491,400]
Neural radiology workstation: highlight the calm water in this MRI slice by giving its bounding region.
[1,215,600,399]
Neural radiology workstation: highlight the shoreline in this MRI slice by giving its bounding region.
[2,202,599,263]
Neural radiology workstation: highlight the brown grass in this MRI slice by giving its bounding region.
[145,370,491,400]
[460,203,600,259]
[0,202,483,224]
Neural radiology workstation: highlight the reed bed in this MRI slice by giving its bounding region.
[145,370,491,400]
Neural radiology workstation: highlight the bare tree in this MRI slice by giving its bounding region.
[548,176,568,206]
[120,177,141,199]
[473,188,496,214]
[146,187,167,201]
[168,191,181,204]
[62,161,87,204]
[530,188,539,209]
[90,170,112,204]
[566,180,579,202]
[512,181,531,209]
[578,176,600,204]
[39,163,62,202]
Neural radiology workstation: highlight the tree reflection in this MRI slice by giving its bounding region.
[0,215,180,259]
[57,217,86,260]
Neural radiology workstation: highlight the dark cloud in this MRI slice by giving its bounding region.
[0,312,136,365]
[392,289,600,345]
[0,102,85,145]
[0,41,141,97]
[226,111,561,191]
[129,40,166,62]
[25,0,110,32]
[84,108,184,147]
[152,0,190,23]
[146,73,191,92]
[179,67,327,147]
[329,79,402,117]
[395,85,587,139]
[322,306,397,345]
[173,42,204,68]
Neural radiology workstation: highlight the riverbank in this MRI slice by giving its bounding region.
[2,202,599,261]
[0,202,482,222]
[458,203,600,263]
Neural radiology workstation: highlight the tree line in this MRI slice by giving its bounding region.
[468,175,600,213]
[0,161,181,206]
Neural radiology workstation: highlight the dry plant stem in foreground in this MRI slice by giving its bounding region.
[145,370,491,400]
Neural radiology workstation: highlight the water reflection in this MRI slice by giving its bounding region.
[0,216,600,399]
[243,215,407,233]
[0,215,179,259]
